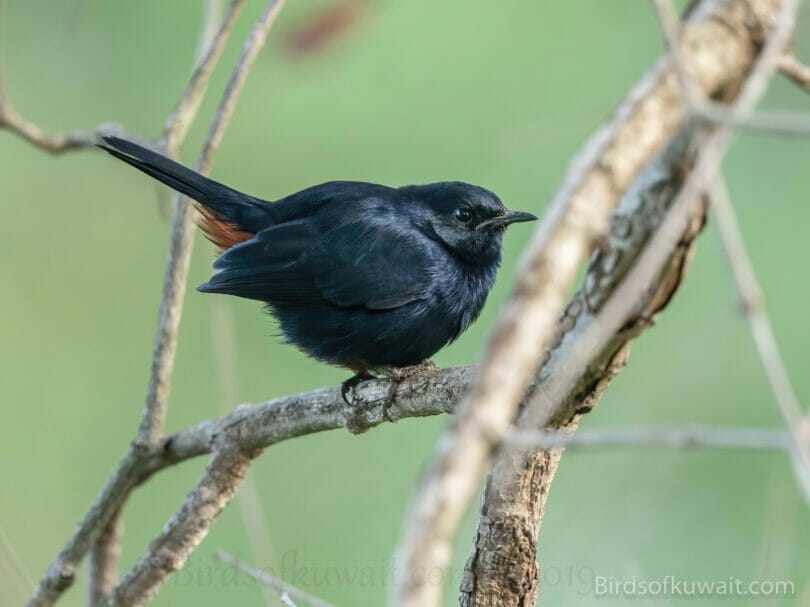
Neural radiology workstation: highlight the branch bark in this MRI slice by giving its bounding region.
[460,125,708,607]
[394,2,797,605]
[460,1,798,605]
[27,365,464,607]
[87,509,123,607]
[100,445,257,607]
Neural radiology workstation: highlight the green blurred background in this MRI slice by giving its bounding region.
[2,1,810,605]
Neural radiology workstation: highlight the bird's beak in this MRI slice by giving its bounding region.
[477,209,538,230]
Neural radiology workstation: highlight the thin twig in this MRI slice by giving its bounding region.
[26,4,248,605]
[1,526,34,600]
[651,0,810,500]
[210,297,278,607]
[98,3,287,602]
[161,0,243,153]
[650,0,810,138]
[505,426,790,451]
[778,53,810,92]
[137,0,246,448]
[0,0,125,153]
[710,178,810,501]
[0,108,101,152]
[87,509,123,607]
[85,4,241,599]
[194,0,226,72]
[215,551,337,607]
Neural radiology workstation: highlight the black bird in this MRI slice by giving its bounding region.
[98,136,536,397]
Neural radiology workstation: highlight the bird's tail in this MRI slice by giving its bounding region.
[98,136,270,251]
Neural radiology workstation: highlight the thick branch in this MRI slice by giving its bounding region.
[28,370,465,607]
[460,124,709,607]
[460,1,798,605]
[100,445,256,607]
[394,2,792,605]
[140,366,470,478]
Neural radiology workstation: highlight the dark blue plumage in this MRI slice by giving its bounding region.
[98,136,536,376]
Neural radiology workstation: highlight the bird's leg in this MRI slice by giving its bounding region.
[341,370,375,405]
[341,360,435,413]
[384,359,437,382]
[379,360,437,419]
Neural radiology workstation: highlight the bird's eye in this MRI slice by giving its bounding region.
[454,208,472,223]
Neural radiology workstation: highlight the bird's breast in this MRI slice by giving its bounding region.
[432,260,498,341]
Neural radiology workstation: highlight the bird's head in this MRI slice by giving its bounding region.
[404,182,537,263]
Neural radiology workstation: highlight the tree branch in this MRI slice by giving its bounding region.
[505,426,791,451]
[87,509,123,607]
[85,2,243,601]
[0,0,127,153]
[460,123,709,607]
[95,2,287,603]
[710,178,810,499]
[138,366,469,478]
[778,53,810,92]
[25,2,251,605]
[101,445,257,607]
[395,2,799,605]
[16,1,806,606]
[136,0,247,448]
[654,0,810,498]
[28,370,465,607]
[650,0,810,138]
[460,1,800,604]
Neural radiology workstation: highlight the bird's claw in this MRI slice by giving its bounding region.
[385,359,436,382]
[341,360,435,407]
[341,371,374,405]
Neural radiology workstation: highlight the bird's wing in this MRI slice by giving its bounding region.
[198,218,435,310]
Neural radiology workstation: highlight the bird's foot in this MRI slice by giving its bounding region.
[384,359,437,382]
[341,361,436,420]
[341,371,375,405]
[379,360,437,415]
